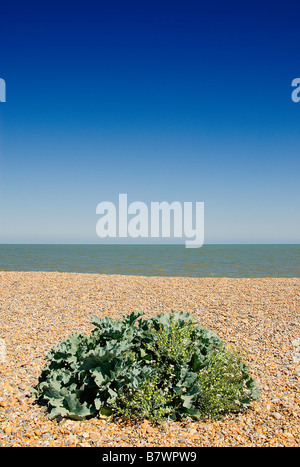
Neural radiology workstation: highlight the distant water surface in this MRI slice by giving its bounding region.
[0,244,299,277]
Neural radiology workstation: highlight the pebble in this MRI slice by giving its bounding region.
[0,271,300,447]
[271,412,283,420]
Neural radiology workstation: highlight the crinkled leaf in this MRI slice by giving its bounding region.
[64,394,95,420]
[48,405,69,420]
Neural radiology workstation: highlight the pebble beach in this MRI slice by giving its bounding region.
[0,271,300,447]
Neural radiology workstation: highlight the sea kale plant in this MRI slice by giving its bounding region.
[32,310,260,422]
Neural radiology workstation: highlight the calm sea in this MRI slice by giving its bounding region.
[0,244,299,277]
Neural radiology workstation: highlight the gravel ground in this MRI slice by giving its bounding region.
[0,271,300,447]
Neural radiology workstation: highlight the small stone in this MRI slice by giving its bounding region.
[3,425,12,435]
[178,438,187,443]
[89,432,101,441]
[146,426,155,434]
[271,412,282,420]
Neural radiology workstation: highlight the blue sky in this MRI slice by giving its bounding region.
[0,0,299,244]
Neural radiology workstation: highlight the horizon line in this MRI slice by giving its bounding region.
[0,243,299,246]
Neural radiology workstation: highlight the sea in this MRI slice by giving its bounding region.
[0,244,299,277]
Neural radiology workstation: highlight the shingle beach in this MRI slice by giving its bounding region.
[0,271,300,447]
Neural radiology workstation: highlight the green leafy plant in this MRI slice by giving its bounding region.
[32,310,260,422]
[197,348,260,418]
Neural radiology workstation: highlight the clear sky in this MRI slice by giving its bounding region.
[0,0,299,244]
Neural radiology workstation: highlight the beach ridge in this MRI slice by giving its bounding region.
[0,271,299,446]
